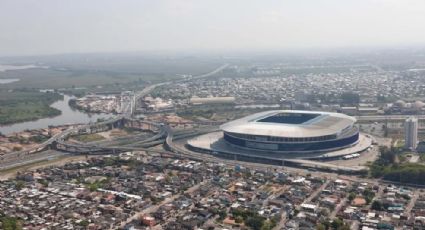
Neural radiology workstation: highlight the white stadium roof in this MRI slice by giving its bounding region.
[220,110,356,138]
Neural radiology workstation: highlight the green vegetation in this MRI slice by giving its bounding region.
[15,180,25,190]
[72,133,105,143]
[0,68,158,90]
[28,135,49,143]
[0,90,62,125]
[77,219,89,227]
[377,94,398,103]
[231,208,277,230]
[393,139,405,148]
[7,134,49,144]
[340,92,360,104]
[84,177,110,192]
[177,109,215,120]
[348,192,356,202]
[37,179,49,187]
[68,99,85,111]
[0,58,223,90]
[317,218,350,230]
[0,216,22,230]
[347,188,374,205]
[370,146,425,185]
[362,188,375,204]
[371,200,384,211]
[177,105,265,122]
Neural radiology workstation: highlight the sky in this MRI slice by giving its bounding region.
[1,0,425,56]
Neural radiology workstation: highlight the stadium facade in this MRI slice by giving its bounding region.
[220,110,359,153]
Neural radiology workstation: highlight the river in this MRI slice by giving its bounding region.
[0,95,113,135]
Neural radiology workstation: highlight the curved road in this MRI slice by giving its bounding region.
[0,64,229,170]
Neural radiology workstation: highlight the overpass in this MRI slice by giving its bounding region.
[162,124,367,175]
[0,116,163,168]
[1,117,368,175]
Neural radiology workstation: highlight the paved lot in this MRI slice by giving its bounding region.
[187,131,372,160]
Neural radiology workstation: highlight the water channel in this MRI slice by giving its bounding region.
[0,95,113,134]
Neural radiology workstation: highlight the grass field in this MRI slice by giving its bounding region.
[0,55,224,90]
[73,133,105,143]
[0,90,63,125]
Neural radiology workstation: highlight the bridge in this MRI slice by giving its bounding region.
[0,116,165,167]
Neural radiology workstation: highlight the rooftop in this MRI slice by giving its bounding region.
[220,110,356,138]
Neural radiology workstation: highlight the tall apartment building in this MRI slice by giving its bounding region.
[405,117,418,150]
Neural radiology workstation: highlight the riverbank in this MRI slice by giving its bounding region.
[0,94,112,135]
[0,90,63,126]
[68,98,119,115]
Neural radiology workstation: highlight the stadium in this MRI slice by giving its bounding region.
[184,110,372,172]
[220,110,359,154]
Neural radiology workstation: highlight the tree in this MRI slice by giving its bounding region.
[363,188,375,204]
[78,219,89,227]
[88,183,98,192]
[261,220,274,230]
[12,146,22,152]
[235,216,243,224]
[371,200,383,211]
[1,216,22,230]
[37,179,49,187]
[218,210,227,221]
[15,181,25,190]
[329,218,351,230]
[341,92,360,104]
[316,223,326,230]
[331,218,344,229]
[246,216,265,230]
[348,192,356,201]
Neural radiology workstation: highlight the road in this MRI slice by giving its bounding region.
[0,150,69,172]
[273,211,287,230]
[188,64,229,80]
[0,117,124,170]
[356,114,425,122]
[118,179,209,229]
[404,189,420,218]
[363,184,384,211]
[132,63,228,114]
[1,63,229,170]
[272,180,331,230]
[330,197,347,219]
[409,155,420,163]
[350,220,360,230]
[303,180,330,205]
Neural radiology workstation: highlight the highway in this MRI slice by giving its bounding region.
[356,114,425,122]
[0,150,69,170]
[0,64,229,170]
[132,63,229,114]
[1,116,125,158]
[8,63,420,176]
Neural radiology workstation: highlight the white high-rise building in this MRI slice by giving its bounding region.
[405,117,418,150]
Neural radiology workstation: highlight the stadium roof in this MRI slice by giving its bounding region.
[220,110,356,138]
